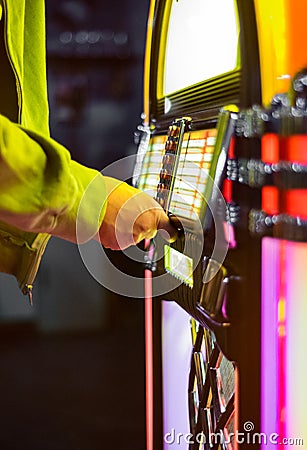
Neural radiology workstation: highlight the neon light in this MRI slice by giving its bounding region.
[262,238,307,448]
[277,244,287,445]
[284,241,307,447]
[261,238,279,446]
[145,240,154,450]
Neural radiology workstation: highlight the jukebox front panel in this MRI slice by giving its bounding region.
[135,110,237,327]
[134,109,239,449]
[138,0,307,448]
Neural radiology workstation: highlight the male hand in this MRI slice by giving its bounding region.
[97,176,177,250]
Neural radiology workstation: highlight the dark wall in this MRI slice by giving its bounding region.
[0,3,150,449]
[46,0,149,169]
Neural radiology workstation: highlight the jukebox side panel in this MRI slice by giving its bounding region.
[138,107,307,448]
[260,129,307,447]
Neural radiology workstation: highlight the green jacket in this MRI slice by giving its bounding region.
[0,0,106,295]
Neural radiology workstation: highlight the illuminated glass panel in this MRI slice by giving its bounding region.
[138,135,166,196]
[163,0,240,96]
[164,245,194,288]
[170,129,217,221]
[138,130,217,222]
[216,355,235,413]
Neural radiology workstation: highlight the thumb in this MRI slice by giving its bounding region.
[157,211,178,243]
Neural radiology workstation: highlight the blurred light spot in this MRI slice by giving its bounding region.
[277,74,291,80]
[165,97,172,114]
[88,31,101,44]
[75,30,88,44]
[60,31,73,44]
[114,32,128,45]
[101,30,114,41]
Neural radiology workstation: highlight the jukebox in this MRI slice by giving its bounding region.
[133,0,307,448]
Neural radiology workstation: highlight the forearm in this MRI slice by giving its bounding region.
[0,114,107,242]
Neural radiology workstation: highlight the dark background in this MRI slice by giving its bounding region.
[0,1,150,448]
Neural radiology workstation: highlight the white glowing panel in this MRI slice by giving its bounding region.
[137,135,166,197]
[163,0,240,96]
[162,301,191,449]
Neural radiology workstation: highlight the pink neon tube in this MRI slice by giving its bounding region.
[145,267,153,450]
[145,238,154,450]
[262,238,307,448]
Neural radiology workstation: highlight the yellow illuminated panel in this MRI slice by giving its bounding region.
[138,135,167,196]
[170,129,217,221]
[138,129,217,222]
[254,0,307,106]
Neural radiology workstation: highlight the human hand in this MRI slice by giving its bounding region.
[97,176,177,250]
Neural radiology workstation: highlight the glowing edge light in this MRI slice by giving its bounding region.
[261,238,307,448]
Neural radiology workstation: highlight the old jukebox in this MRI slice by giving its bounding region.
[133,0,307,448]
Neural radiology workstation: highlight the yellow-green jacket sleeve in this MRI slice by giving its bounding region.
[0,114,107,243]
